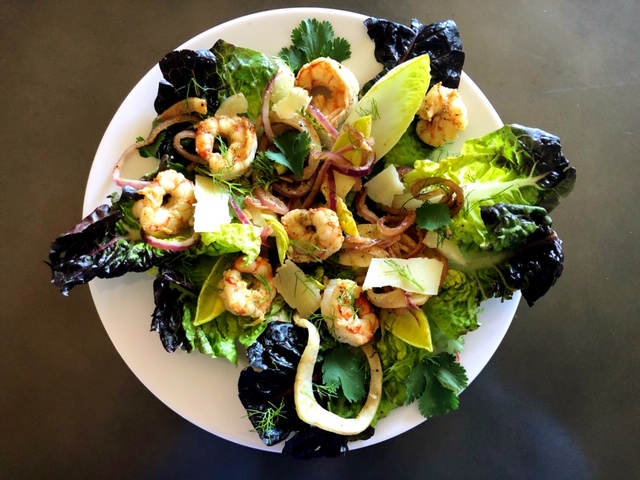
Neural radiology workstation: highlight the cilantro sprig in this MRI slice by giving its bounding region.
[415,202,453,231]
[322,346,367,403]
[265,130,312,179]
[405,353,468,418]
[279,19,351,72]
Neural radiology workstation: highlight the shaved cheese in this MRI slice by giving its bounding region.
[273,261,321,318]
[362,257,443,295]
[391,191,423,211]
[193,175,231,233]
[272,87,311,120]
[424,231,468,266]
[214,93,248,117]
[293,317,382,435]
[364,164,404,207]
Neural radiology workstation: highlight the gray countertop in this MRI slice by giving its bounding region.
[2,1,638,478]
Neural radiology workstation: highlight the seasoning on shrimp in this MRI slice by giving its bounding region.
[416,82,468,147]
[296,57,359,127]
[195,115,258,179]
[219,255,276,322]
[132,169,196,238]
[321,279,380,347]
[281,207,344,262]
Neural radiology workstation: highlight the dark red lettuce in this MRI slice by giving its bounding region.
[362,17,465,92]
[47,188,176,295]
[154,49,220,115]
[151,276,193,353]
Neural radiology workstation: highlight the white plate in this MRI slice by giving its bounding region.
[83,7,520,452]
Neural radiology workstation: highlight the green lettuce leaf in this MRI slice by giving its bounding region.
[211,39,279,121]
[183,306,267,365]
[423,269,482,339]
[404,124,576,250]
[198,223,262,264]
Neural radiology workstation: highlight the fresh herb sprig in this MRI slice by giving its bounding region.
[279,19,351,72]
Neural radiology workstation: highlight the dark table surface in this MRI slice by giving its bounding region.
[3,0,638,478]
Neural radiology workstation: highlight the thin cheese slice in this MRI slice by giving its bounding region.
[362,257,443,295]
[273,260,321,318]
[193,175,231,233]
[364,164,405,207]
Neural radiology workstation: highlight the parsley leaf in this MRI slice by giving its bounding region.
[404,353,468,419]
[279,19,351,72]
[322,346,367,403]
[415,202,452,231]
[265,130,311,179]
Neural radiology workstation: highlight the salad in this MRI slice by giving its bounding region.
[48,14,576,458]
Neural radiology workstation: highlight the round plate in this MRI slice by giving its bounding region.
[83,7,519,452]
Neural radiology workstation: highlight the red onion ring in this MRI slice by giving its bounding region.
[141,230,199,251]
[254,187,289,215]
[319,148,376,178]
[327,168,338,211]
[260,225,273,246]
[306,103,340,139]
[112,114,201,189]
[261,73,278,143]
[301,158,334,209]
[173,129,204,164]
[229,197,252,225]
[355,190,379,223]
[376,211,417,237]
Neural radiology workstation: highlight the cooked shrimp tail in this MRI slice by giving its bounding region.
[195,115,258,179]
[219,256,276,321]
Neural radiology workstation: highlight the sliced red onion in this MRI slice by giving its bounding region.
[260,225,273,246]
[229,197,252,225]
[327,168,337,211]
[112,147,152,190]
[141,230,199,251]
[112,114,201,189]
[320,150,376,178]
[261,73,278,143]
[306,103,339,139]
[301,157,334,209]
[254,187,289,215]
[173,129,204,164]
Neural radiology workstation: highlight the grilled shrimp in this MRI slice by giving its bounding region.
[321,279,380,347]
[132,169,195,238]
[296,57,359,127]
[195,115,258,179]
[416,83,468,147]
[281,208,344,263]
[219,256,276,321]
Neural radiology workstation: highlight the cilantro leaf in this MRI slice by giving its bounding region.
[279,19,351,72]
[405,362,428,404]
[416,202,452,231]
[417,373,461,418]
[322,346,366,403]
[434,354,468,394]
[404,353,468,419]
[265,130,311,178]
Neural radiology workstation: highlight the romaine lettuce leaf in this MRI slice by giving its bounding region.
[198,223,262,264]
[211,39,279,122]
[405,124,577,250]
